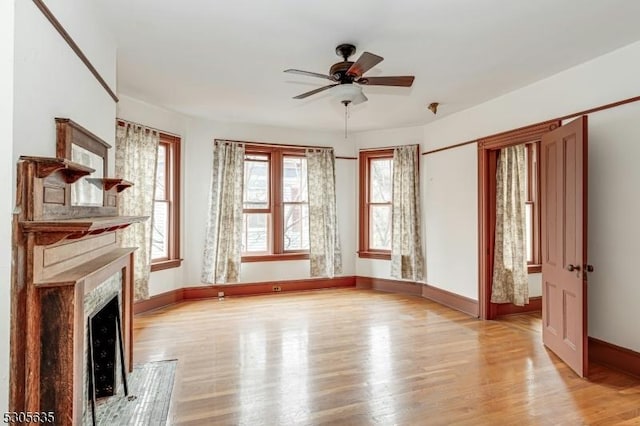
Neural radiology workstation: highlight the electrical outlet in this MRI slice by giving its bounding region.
[217,291,224,297]
[272,286,282,292]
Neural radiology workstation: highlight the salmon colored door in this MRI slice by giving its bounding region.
[540,116,588,377]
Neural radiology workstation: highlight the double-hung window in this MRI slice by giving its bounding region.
[524,142,541,272]
[151,133,181,271]
[241,145,309,261]
[359,149,394,259]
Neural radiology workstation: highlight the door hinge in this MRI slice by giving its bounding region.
[583,264,594,280]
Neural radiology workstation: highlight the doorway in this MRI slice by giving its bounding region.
[477,120,560,320]
[478,117,591,377]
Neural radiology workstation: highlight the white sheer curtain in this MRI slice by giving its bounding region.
[306,148,342,278]
[115,122,159,301]
[491,144,529,306]
[201,141,245,284]
[390,145,424,281]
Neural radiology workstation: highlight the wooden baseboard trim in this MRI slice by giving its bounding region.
[135,276,481,319]
[183,276,356,300]
[356,276,422,296]
[134,288,184,314]
[495,296,542,317]
[589,337,640,379]
[422,283,479,317]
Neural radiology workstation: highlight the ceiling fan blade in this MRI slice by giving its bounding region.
[352,91,368,106]
[284,69,334,81]
[293,84,338,99]
[358,76,415,87]
[347,52,384,77]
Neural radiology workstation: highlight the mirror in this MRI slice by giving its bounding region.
[56,118,111,207]
[71,144,104,206]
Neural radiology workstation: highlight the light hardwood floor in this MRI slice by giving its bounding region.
[133,289,640,425]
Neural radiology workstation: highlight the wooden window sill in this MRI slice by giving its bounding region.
[151,259,183,272]
[242,253,309,263]
[358,251,391,260]
[528,264,542,274]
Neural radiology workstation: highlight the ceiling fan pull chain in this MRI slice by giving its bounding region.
[344,103,348,139]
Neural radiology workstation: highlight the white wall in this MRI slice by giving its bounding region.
[116,95,189,296]
[586,102,640,352]
[423,144,478,298]
[183,117,357,285]
[0,0,15,413]
[13,0,116,174]
[528,274,542,298]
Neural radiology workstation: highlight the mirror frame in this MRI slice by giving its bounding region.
[56,118,112,207]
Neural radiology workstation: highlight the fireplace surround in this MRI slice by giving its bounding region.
[10,119,145,425]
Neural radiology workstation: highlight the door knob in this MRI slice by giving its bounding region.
[567,264,581,272]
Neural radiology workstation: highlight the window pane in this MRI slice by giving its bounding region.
[246,154,268,161]
[283,204,309,250]
[370,204,392,250]
[242,213,269,253]
[155,144,167,200]
[283,157,308,202]
[524,146,529,201]
[244,158,269,209]
[530,144,537,201]
[152,201,169,260]
[370,158,393,203]
[526,203,533,263]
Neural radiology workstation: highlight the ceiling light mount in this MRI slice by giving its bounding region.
[427,102,439,114]
[335,43,356,61]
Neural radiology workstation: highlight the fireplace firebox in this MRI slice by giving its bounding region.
[87,293,129,425]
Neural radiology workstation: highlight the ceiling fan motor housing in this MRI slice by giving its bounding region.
[330,61,356,83]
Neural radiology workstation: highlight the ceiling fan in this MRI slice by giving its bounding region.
[284,43,415,105]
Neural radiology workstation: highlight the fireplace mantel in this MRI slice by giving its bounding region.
[21,215,145,245]
[11,151,143,425]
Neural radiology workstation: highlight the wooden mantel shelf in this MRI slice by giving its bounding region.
[19,156,94,183]
[21,215,147,245]
[87,177,134,192]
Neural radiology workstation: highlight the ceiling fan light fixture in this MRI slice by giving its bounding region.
[333,84,363,104]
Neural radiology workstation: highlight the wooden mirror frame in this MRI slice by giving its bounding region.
[56,118,112,207]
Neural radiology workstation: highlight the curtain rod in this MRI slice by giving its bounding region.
[359,143,419,152]
[116,118,182,138]
[215,138,334,151]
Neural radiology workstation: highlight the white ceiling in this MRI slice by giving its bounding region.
[96,0,640,132]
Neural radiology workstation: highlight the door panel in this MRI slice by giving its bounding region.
[541,116,588,377]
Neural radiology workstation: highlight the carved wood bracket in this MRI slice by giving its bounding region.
[20,156,94,184]
[87,178,134,193]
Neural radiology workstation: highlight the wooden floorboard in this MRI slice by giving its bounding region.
[133,289,640,425]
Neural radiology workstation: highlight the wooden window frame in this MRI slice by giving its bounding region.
[241,145,310,262]
[358,149,394,260]
[525,142,542,272]
[151,133,182,272]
